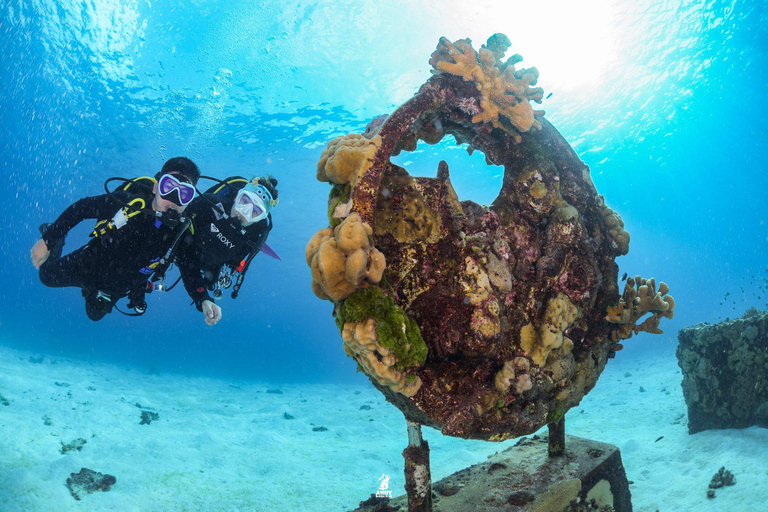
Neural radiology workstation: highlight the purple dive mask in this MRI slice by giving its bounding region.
[158,174,196,206]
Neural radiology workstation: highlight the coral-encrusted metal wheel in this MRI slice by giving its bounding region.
[308,35,674,440]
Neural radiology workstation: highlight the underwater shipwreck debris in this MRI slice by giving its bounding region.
[66,468,116,501]
[307,33,675,443]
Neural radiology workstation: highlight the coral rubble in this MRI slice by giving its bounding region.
[66,468,116,500]
[307,34,673,440]
[707,466,736,499]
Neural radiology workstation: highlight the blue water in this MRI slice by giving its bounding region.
[2,0,767,388]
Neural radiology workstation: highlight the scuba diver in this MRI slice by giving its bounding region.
[30,157,200,321]
[175,175,279,326]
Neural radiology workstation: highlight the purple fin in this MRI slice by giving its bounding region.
[260,242,281,261]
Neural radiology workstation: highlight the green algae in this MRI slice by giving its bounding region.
[337,286,427,371]
[328,184,351,227]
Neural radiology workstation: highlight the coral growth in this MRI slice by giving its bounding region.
[337,286,428,373]
[430,35,544,141]
[522,293,580,367]
[306,213,385,301]
[494,357,533,395]
[342,318,422,397]
[317,134,381,186]
[375,174,440,243]
[605,276,675,341]
[460,256,501,339]
[601,204,630,256]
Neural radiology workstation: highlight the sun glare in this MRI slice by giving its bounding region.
[462,0,619,92]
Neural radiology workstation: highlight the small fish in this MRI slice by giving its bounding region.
[621,272,627,282]
[655,436,664,442]
[545,92,553,99]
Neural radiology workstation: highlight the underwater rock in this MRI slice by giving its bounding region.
[677,307,768,433]
[139,411,159,425]
[60,438,87,454]
[66,468,116,500]
[308,34,674,440]
[755,401,768,428]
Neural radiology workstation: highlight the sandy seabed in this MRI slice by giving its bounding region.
[1,343,766,512]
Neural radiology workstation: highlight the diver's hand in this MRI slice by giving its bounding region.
[31,239,51,269]
[202,300,222,326]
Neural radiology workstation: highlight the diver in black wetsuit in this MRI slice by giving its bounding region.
[175,175,278,325]
[30,157,201,321]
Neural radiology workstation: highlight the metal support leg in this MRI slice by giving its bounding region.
[403,420,432,512]
[548,416,566,457]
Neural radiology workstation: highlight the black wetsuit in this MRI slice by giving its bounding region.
[39,191,187,321]
[176,193,271,310]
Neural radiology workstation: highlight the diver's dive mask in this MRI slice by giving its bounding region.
[234,184,274,223]
[158,173,196,207]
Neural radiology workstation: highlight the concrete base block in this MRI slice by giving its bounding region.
[351,435,632,512]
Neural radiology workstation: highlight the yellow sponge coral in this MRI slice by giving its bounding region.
[316,134,381,186]
[430,35,544,141]
[521,293,580,367]
[306,214,386,301]
[342,318,422,397]
[606,276,675,341]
